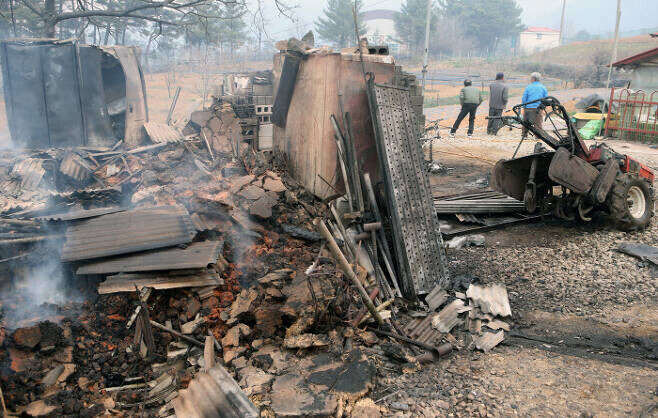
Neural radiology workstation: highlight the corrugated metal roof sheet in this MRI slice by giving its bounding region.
[0,179,23,197]
[431,299,465,333]
[98,269,223,294]
[143,122,184,143]
[466,284,512,317]
[425,285,447,311]
[173,365,259,418]
[77,240,223,275]
[403,313,443,346]
[36,206,126,221]
[12,158,45,190]
[59,153,92,182]
[474,330,504,352]
[61,205,196,262]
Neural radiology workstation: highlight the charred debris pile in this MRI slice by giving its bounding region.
[0,37,513,418]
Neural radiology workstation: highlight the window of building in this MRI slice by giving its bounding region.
[536,33,543,40]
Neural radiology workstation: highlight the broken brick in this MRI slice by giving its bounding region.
[186,297,202,319]
[12,325,41,349]
[202,296,220,310]
[239,184,266,200]
[263,177,286,192]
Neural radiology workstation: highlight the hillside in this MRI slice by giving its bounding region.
[528,34,658,63]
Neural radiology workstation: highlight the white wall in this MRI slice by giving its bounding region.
[519,32,560,55]
[631,65,658,91]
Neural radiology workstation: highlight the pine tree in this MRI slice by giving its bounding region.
[394,0,438,55]
[439,0,525,54]
[315,0,366,48]
[220,2,249,57]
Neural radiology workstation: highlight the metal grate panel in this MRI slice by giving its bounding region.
[366,77,449,298]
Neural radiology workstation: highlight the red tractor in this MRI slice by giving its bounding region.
[490,96,654,230]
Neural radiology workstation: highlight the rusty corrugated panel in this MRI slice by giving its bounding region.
[107,46,149,146]
[403,313,443,346]
[59,152,92,182]
[431,299,467,333]
[12,158,45,190]
[172,365,259,418]
[61,205,196,262]
[0,179,23,197]
[465,284,512,317]
[77,240,223,275]
[35,206,126,221]
[143,122,183,143]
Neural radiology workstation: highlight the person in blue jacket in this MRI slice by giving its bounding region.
[521,72,548,139]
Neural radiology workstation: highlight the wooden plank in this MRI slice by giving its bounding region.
[272,53,396,200]
[98,270,223,294]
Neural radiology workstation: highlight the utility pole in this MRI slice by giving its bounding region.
[421,0,432,95]
[559,0,567,45]
[598,0,622,138]
[605,0,622,90]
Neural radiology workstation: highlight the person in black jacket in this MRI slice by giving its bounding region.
[487,72,508,135]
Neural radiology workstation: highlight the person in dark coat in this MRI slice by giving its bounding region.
[450,79,483,137]
[487,72,508,135]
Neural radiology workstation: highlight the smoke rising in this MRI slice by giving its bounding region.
[0,240,83,329]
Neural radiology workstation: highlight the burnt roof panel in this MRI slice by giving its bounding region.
[61,205,196,262]
[35,206,126,221]
[76,240,223,275]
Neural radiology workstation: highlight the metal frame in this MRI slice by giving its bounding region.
[604,87,658,142]
[366,74,449,298]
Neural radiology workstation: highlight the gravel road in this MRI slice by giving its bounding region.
[374,127,658,417]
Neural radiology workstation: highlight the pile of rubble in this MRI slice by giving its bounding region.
[0,40,516,418]
[409,282,512,354]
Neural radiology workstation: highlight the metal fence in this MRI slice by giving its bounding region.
[605,88,658,142]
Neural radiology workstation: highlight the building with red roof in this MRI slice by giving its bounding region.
[518,26,561,56]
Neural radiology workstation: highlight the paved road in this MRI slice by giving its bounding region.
[424,88,609,122]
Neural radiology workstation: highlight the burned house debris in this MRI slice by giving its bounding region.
[2,28,652,417]
[0,34,476,417]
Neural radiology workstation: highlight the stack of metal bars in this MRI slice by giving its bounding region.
[434,190,526,214]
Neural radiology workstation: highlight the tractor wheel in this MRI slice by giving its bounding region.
[608,173,654,231]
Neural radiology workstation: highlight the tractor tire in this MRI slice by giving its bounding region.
[607,173,654,231]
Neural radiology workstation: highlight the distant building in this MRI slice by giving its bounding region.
[362,9,403,54]
[612,47,658,90]
[518,26,560,55]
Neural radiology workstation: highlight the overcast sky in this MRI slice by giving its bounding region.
[263,0,658,41]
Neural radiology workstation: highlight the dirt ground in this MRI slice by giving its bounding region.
[374,124,658,417]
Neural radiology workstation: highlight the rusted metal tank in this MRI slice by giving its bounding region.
[0,39,148,148]
[272,52,396,199]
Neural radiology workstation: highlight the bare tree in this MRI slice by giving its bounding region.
[14,0,292,38]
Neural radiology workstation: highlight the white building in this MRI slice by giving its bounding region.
[362,9,403,54]
[518,26,560,55]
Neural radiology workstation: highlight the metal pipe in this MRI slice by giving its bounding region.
[421,0,432,95]
[369,328,452,357]
[150,320,204,347]
[314,218,384,326]
[363,222,382,232]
